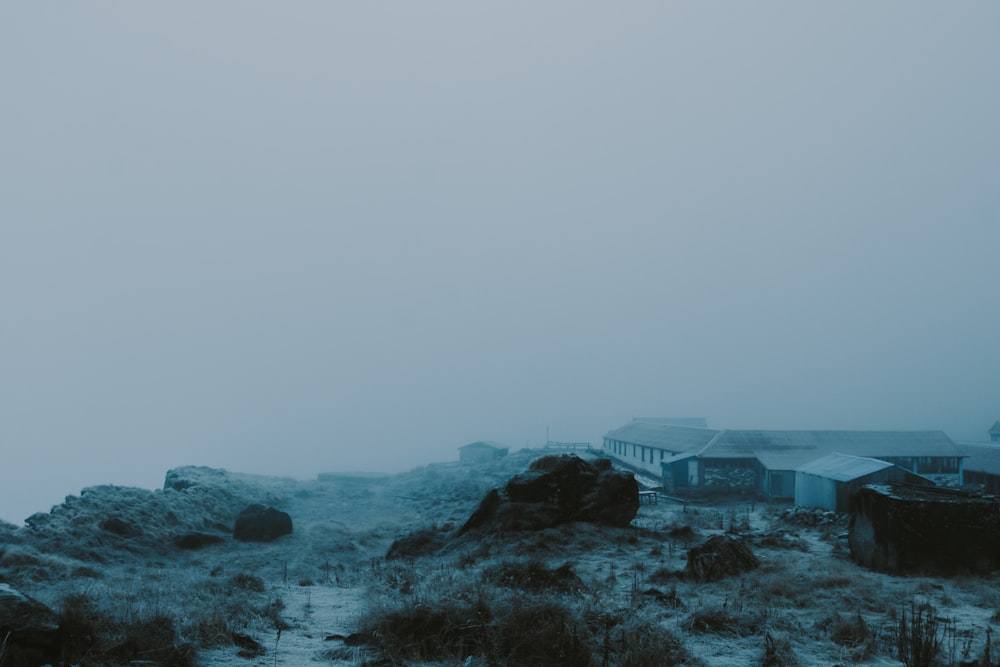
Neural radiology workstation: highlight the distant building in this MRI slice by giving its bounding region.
[954,422,1000,494]
[794,453,928,512]
[458,441,509,465]
[602,420,964,500]
[958,442,1000,494]
[603,420,718,478]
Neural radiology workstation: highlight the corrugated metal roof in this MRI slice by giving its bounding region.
[796,453,893,482]
[610,421,963,471]
[662,451,698,465]
[959,442,1000,476]
[755,449,826,471]
[699,429,961,460]
[604,421,719,453]
[633,417,709,428]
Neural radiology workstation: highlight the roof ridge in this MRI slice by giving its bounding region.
[693,430,726,456]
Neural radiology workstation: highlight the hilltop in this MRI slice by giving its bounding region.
[1,450,999,666]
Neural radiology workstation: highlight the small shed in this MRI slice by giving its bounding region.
[459,441,509,465]
[990,421,1000,443]
[794,453,928,512]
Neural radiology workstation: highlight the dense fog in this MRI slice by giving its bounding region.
[2,2,999,524]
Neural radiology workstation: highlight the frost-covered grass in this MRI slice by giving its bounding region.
[2,451,1000,665]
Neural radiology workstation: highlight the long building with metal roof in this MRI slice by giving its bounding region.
[602,419,964,499]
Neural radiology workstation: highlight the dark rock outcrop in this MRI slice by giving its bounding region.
[0,583,61,665]
[233,504,293,542]
[164,465,228,491]
[386,527,447,560]
[173,532,227,550]
[849,483,1000,573]
[686,535,759,582]
[100,516,143,538]
[458,454,639,534]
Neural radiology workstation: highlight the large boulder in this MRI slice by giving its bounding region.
[0,583,61,665]
[458,455,639,534]
[686,535,759,582]
[849,484,1000,573]
[233,504,293,542]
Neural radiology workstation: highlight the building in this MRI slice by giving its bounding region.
[954,423,1000,494]
[958,442,1000,494]
[458,441,509,465]
[602,420,965,499]
[794,453,928,512]
[603,420,719,477]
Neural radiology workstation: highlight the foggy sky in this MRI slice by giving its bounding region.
[2,3,999,524]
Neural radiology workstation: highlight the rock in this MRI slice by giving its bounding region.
[173,532,226,550]
[100,516,143,537]
[849,483,1000,573]
[0,582,61,665]
[386,527,447,560]
[458,454,639,534]
[686,535,759,582]
[233,504,293,542]
[164,466,228,491]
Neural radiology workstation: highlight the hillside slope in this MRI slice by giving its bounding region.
[1,451,999,666]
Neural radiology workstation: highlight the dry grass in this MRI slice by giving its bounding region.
[357,562,700,667]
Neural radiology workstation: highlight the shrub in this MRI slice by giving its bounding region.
[684,606,762,637]
[640,586,685,609]
[490,601,594,667]
[614,617,692,667]
[57,593,99,664]
[228,572,265,593]
[896,602,941,667]
[668,525,695,540]
[760,632,798,667]
[481,558,583,593]
[107,613,195,667]
[358,596,492,662]
[826,611,875,661]
[56,594,195,667]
